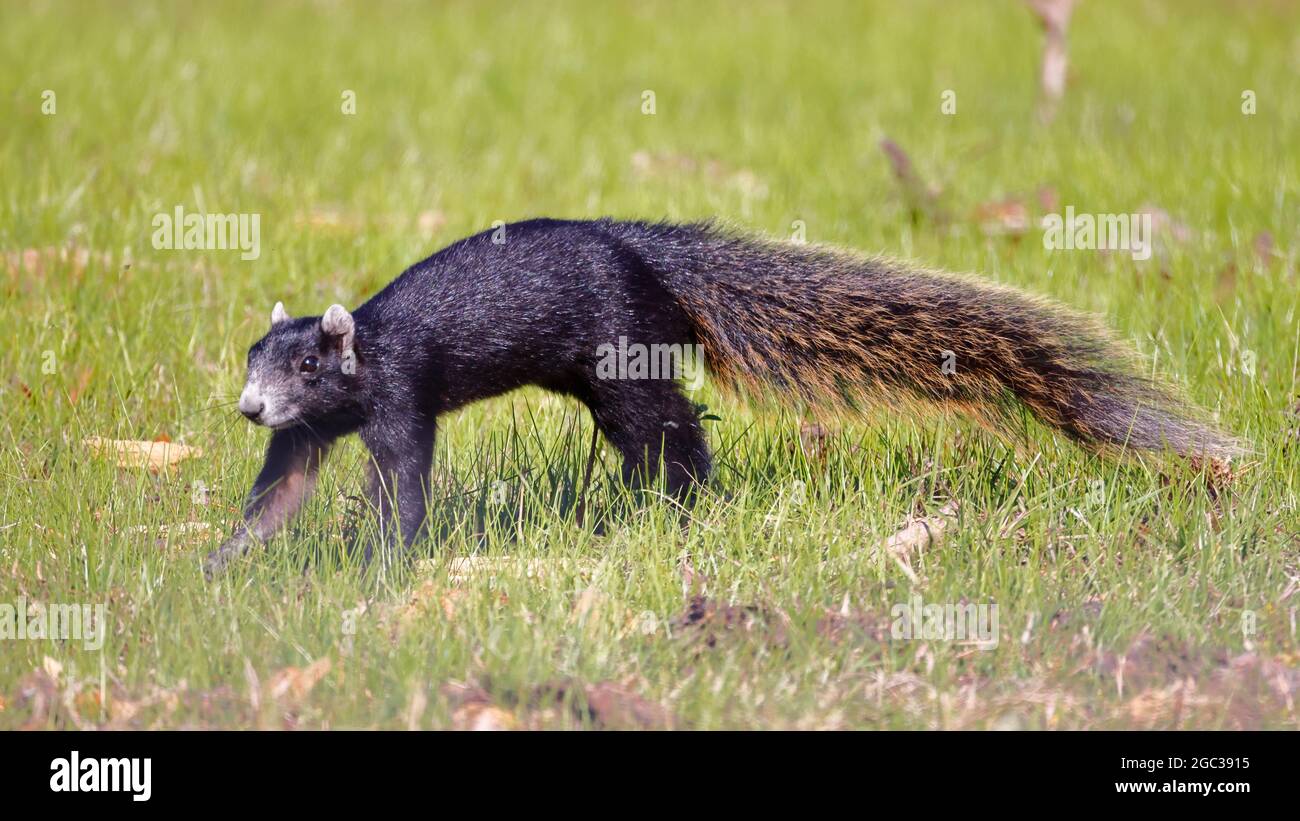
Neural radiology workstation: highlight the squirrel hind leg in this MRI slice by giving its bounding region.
[583,380,711,500]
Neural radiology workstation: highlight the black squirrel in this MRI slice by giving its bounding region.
[203,218,1242,576]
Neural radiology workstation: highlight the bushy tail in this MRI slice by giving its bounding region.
[604,220,1242,461]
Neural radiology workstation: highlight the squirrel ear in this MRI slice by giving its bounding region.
[271,301,290,327]
[320,304,356,358]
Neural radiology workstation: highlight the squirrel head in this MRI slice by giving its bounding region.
[236,302,364,430]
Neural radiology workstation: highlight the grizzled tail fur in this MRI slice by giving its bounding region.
[602,220,1243,462]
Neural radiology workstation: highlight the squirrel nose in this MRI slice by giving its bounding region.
[238,389,265,419]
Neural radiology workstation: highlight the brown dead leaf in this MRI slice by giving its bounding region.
[266,657,332,702]
[68,366,94,406]
[438,588,467,619]
[442,682,518,730]
[452,702,517,731]
[974,197,1030,237]
[84,436,201,472]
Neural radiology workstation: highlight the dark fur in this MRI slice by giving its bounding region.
[203,218,1241,576]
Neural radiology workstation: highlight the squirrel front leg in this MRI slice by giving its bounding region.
[203,428,333,578]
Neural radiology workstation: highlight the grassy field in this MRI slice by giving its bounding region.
[1,0,1298,729]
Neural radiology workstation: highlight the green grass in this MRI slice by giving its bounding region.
[1,0,1298,729]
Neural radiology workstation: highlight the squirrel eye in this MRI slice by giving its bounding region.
[299,355,319,374]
